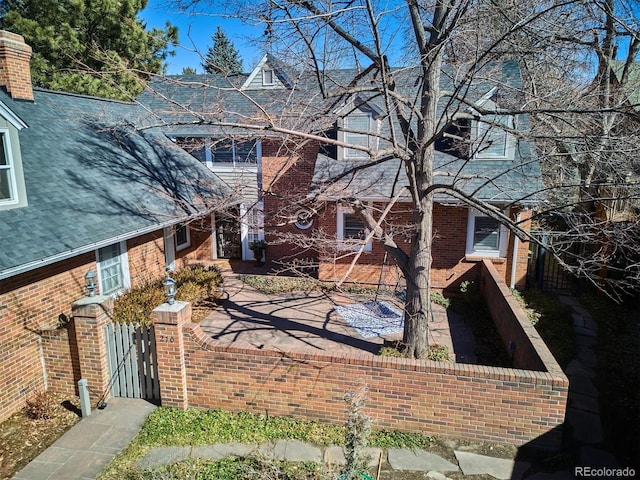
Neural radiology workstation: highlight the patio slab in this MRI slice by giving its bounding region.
[199,263,475,360]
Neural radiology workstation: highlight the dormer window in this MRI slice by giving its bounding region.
[475,114,514,159]
[262,69,274,86]
[0,130,19,206]
[343,113,373,159]
[435,118,471,159]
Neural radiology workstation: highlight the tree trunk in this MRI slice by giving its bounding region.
[402,192,434,359]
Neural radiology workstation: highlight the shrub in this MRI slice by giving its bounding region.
[430,291,450,308]
[25,390,57,420]
[378,342,451,361]
[113,265,222,325]
[112,280,165,325]
[175,281,203,303]
[239,274,322,294]
[173,264,222,298]
[428,344,451,362]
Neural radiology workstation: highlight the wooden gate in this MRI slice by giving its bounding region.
[104,322,160,403]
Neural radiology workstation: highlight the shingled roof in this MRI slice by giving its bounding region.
[141,59,543,207]
[0,88,226,279]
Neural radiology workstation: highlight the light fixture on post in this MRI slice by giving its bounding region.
[163,276,177,305]
[84,269,97,297]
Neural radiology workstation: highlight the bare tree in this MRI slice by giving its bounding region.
[139,0,639,357]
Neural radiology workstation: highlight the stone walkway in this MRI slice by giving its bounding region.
[558,295,622,471]
[12,398,157,480]
[136,441,532,480]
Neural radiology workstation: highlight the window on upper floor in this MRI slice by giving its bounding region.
[435,118,471,159]
[97,242,131,295]
[474,114,514,159]
[343,113,375,159]
[0,130,19,205]
[175,137,259,165]
[465,209,508,258]
[211,139,258,164]
[262,69,274,86]
[175,137,207,162]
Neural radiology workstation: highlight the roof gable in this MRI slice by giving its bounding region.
[0,99,27,130]
[241,54,293,90]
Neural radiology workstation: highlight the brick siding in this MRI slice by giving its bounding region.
[316,203,532,293]
[150,260,568,449]
[0,253,92,421]
[0,223,214,422]
[177,217,214,266]
[262,141,320,265]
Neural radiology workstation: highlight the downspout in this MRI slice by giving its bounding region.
[510,212,521,289]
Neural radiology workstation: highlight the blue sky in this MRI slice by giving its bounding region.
[139,0,265,74]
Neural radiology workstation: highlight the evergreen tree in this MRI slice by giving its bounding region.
[0,0,178,100]
[181,66,198,75]
[202,26,242,74]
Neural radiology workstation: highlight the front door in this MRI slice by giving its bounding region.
[216,208,241,259]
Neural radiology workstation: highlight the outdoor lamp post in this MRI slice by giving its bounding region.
[163,277,177,305]
[84,269,97,297]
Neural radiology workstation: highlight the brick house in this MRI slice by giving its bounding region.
[0,31,225,422]
[145,56,542,293]
[0,32,543,423]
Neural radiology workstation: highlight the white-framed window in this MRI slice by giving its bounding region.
[343,114,373,159]
[0,130,19,205]
[96,241,130,295]
[337,205,372,252]
[174,137,260,166]
[474,114,514,159]
[262,69,274,86]
[466,209,508,258]
[176,224,191,251]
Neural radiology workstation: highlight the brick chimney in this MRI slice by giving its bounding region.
[0,30,33,101]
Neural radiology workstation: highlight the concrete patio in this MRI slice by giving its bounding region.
[199,261,476,361]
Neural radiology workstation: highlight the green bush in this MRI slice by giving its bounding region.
[430,291,450,308]
[240,274,322,294]
[113,265,222,325]
[378,343,451,361]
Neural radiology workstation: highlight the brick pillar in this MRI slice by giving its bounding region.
[152,301,191,409]
[72,295,113,404]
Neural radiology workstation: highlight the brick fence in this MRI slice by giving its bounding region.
[150,260,569,450]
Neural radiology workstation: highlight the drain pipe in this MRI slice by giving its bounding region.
[510,212,521,289]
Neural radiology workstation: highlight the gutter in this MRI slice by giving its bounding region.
[0,213,209,281]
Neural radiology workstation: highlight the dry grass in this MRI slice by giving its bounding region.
[0,392,81,480]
